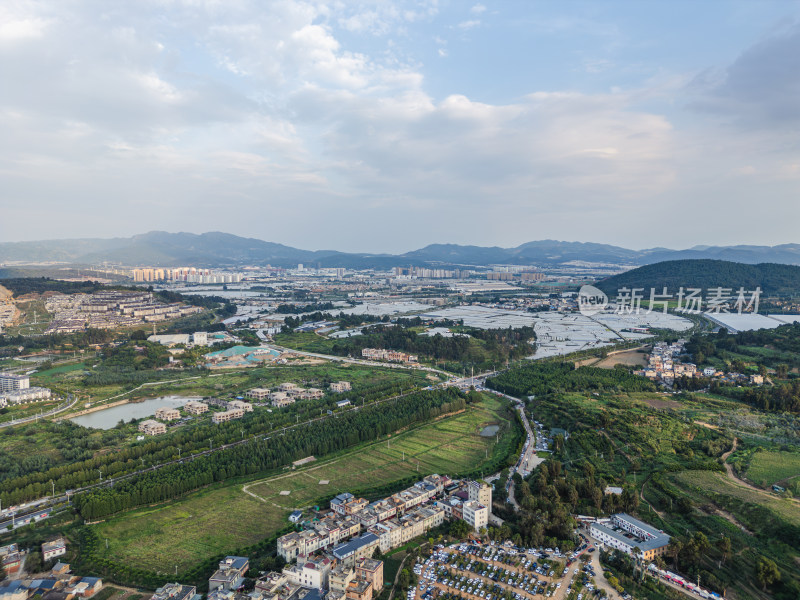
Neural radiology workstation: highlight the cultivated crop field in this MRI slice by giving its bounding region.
[93,394,515,572]
[745,450,800,487]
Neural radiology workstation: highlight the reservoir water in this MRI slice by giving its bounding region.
[70,396,198,430]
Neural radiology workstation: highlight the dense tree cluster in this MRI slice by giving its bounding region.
[0,277,108,296]
[328,323,535,368]
[275,302,336,314]
[487,362,656,398]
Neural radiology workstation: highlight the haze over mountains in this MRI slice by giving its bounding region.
[3,231,800,269]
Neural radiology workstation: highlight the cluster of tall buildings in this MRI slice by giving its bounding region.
[131,267,243,284]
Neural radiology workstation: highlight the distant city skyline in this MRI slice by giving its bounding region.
[2,1,800,253]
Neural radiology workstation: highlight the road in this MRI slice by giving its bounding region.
[0,395,79,429]
[476,385,539,512]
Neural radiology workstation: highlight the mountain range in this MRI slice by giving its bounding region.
[3,231,800,269]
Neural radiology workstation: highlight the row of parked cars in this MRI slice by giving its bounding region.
[408,543,574,600]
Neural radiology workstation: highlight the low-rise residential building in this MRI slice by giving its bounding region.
[329,381,351,393]
[332,533,379,568]
[184,400,208,415]
[150,583,197,600]
[67,576,103,597]
[0,386,51,406]
[209,556,249,591]
[299,388,324,400]
[246,388,272,401]
[282,555,332,590]
[346,578,372,600]
[329,565,355,593]
[0,544,23,575]
[360,349,418,363]
[42,538,67,562]
[155,407,181,421]
[228,400,253,412]
[271,392,295,408]
[355,558,383,592]
[138,420,167,435]
[212,408,245,424]
[0,581,27,600]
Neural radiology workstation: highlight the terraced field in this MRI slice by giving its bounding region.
[745,450,800,487]
[675,470,800,526]
[93,394,516,572]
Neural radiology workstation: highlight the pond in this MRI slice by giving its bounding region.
[480,425,500,437]
[70,396,199,430]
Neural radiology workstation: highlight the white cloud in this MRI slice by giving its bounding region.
[470,4,487,15]
[457,20,481,30]
[0,0,798,252]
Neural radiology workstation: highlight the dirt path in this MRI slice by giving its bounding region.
[640,474,666,519]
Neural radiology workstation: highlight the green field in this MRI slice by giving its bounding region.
[93,394,515,571]
[745,450,800,487]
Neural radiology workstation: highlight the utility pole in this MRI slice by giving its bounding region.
[98,469,103,482]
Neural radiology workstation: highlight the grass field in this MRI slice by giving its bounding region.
[745,450,800,487]
[93,394,514,571]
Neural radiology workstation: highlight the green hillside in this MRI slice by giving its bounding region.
[596,259,800,296]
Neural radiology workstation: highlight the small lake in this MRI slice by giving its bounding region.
[480,425,500,437]
[70,396,199,430]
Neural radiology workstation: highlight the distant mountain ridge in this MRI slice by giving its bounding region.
[2,231,800,269]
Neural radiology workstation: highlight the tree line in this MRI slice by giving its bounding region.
[72,388,468,520]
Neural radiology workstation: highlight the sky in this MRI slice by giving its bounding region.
[2,0,800,253]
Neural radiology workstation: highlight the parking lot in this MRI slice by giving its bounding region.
[408,539,602,600]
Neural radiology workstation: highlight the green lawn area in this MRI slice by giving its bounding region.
[93,394,514,572]
[273,331,337,353]
[33,362,87,379]
[94,482,288,571]
[745,450,800,487]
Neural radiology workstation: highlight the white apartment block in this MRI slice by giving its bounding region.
[462,501,488,532]
[468,480,492,508]
[0,373,29,392]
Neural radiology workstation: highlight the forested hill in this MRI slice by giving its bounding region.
[595,260,800,296]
